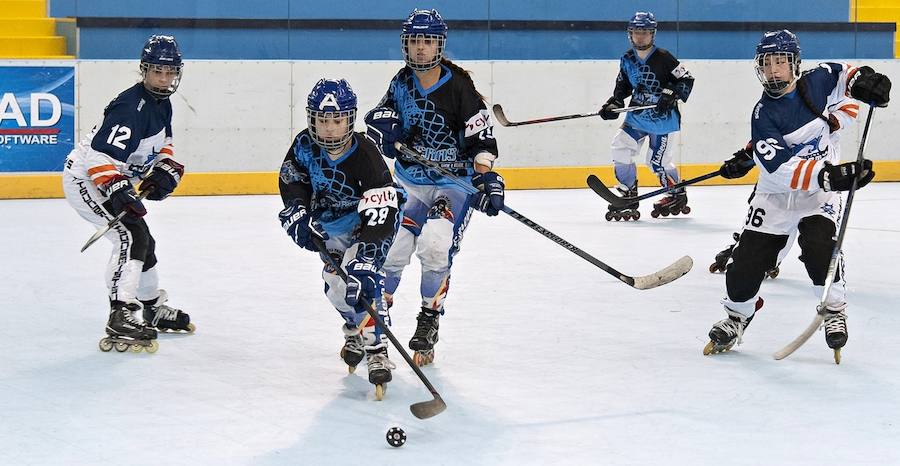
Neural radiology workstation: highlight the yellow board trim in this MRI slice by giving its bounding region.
[3,161,899,199]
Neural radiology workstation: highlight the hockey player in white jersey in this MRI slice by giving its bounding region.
[62,35,193,353]
[703,30,888,361]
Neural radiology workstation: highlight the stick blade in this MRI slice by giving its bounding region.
[773,314,823,360]
[586,175,629,207]
[410,395,447,419]
[80,228,108,253]
[492,104,511,126]
[632,255,693,290]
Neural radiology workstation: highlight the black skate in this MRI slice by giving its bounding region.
[365,343,396,401]
[708,232,779,279]
[651,190,690,218]
[409,307,440,366]
[823,307,848,364]
[703,298,763,355]
[605,183,640,221]
[340,324,365,373]
[141,290,194,333]
[100,301,159,353]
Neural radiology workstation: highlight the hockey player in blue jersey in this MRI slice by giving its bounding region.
[704,30,889,362]
[62,35,192,353]
[364,8,503,366]
[599,11,694,221]
[278,79,402,399]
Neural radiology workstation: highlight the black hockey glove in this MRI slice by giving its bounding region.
[278,202,329,251]
[655,88,678,112]
[719,146,755,179]
[101,175,147,224]
[344,256,385,310]
[599,97,623,120]
[140,158,184,201]
[849,66,891,107]
[818,159,875,192]
[365,107,403,158]
[471,171,505,216]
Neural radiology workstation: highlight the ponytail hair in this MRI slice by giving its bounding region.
[440,58,486,101]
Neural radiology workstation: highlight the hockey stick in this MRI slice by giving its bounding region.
[492,104,655,127]
[80,189,153,253]
[394,142,693,290]
[773,106,876,361]
[587,169,721,208]
[312,237,446,419]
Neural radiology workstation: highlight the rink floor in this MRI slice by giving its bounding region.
[2,184,899,466]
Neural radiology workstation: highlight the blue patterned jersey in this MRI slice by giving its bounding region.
[612,47,694,134]
[376,63,498,186]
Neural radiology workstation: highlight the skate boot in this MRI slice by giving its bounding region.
[409,307,440,366]
[703,298,763,355]
[365,343,396,401]
[141,290,194,333]
[339,324,365,374]
[709,232,741,273]
[651,190,690,218]
[100,301,159,353]
[823,306,848,364]
[605,183,640,221]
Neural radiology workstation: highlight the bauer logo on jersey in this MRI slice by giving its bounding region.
[0,66,76,172]
[464,109,493,138]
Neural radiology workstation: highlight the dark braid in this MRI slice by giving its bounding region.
[441,58,485,101]
[796,75,830,125]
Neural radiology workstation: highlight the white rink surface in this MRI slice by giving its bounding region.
[2,184,899,466]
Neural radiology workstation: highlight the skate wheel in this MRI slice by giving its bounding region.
[145,340,159,353]
[413,350,434,367]
[348,365,356,374]
[709,263,721,273]
[185,323,196,333]
[375,383,386,401]
[702,340,715,355]
[834,348,841,365]
[650,210,660,218]
[661,210,670,217]
[682,206,692,214]
[130,343,144,353]
[114,342,129,352]
[605,212,613,221]
[633,211,641,220]
[767,267,780,279]
[99,338,113,352]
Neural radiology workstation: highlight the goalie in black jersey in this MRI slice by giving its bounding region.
[364,8,503,367]
[278,79,402,397]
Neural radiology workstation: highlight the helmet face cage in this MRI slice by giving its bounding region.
[140,62,183,98]
[627,28,656,51]
[401,33,446,72]
[140,35,183,98]
[754,51,800,97]
[627,11,657,50]
[307,109,356,152]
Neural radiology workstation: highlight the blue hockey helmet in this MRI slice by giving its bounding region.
[754,30,801,97]
[401,8,448,72]
[140,35,183,98]
[306,79,358,152]
[627,11,657,50]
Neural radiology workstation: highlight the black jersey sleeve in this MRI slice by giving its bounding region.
[354,136,400,258]
[278,135,313,209]
[455,74,499,162]
[612,56,635,102]
[658,49,695,102]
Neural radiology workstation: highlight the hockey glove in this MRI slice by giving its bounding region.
[140,158,184,201]
[101,175,147,224]
[599,97,623,120]
[365,107,403,158]
[472,171,505,216]
[344,257,384,309]
[849,66,891,107]
[278,202,329,251]
[656,88,678,112]
[818,159,875,192]
[719,146,755,179]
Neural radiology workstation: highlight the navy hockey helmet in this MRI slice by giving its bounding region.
[401,9,448,72]
[306,79,358,152]
[754,30,801,97]
[140,35,183,98]
[627,11,657,51]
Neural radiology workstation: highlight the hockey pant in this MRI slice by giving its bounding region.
[63,173,163,304]
[723,191,847,318]
[610,125,679,188]
[382,179,475,313]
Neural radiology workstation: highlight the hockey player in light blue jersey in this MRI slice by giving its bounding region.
[599,11,694,221]
[704,29,890,362]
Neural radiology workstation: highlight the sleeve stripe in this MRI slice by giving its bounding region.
[801,160,818,190]
[87,164,117,176]
[159,145,174,157]
[791,159,807,189]
[91,174,118,187]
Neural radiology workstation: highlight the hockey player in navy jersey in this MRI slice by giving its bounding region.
[62,35,192,353]
[599,11,695,221]
[278,79,401,399]
[364,8,503,366]
[703,30,889,362]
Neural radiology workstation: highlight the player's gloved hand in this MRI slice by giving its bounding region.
[850,66,891,107]
[140,158,184,200]
[365,107,403,158]
[101,175,147,224]
[599,97,623,120]
[656,88,678,112]
[818,159,875,192]
[278,202,329,251]
[344,257,384,308]
[719,146,755,179]
[471,171,505,216]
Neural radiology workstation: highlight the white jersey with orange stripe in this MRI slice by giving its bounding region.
[65,83,174,189]
[750,62,861,194]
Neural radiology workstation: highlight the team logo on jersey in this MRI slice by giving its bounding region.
[791,135,827,159]
[428,196,454,222]
[821,203,836,216]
